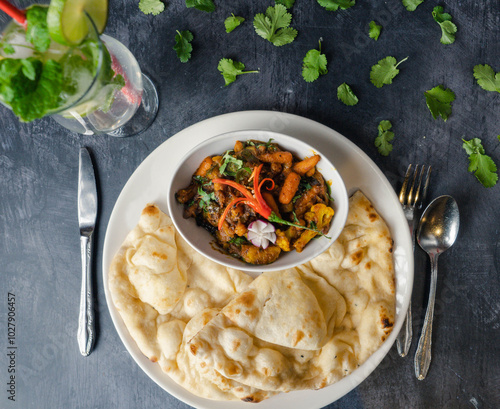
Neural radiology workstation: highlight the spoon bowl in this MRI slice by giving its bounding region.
[414,195,460,380]
[417,196,460,255]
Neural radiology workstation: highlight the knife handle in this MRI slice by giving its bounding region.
[78,234,95,356]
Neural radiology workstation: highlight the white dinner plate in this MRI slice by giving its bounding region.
[102,110,412,409]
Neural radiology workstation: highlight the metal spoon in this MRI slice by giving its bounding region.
[414,195,459,380]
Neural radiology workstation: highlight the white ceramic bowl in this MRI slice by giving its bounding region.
[167,129,348,273]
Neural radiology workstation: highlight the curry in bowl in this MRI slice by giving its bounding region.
[175,139,335,265]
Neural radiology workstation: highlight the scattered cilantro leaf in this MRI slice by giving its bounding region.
[25,6,50,53]
[302,41,327,82]
[317,0,355,12]
[139,0,165,16]
[375,120,394,156]
[225,14,245,33]
[462,138,498,188]
[370,56,408,88]
[185,0,215,13]
[337,83,358,106]
[217,58,259,86]
[276,0,295,8]
[253,5,298,46]
[473,64,500,93]
[402,0,424,12]
[173,30,193,63]
[498,135,500,143]
[369,21,382,41]
[432,6,457,45]
[424,85,455,121]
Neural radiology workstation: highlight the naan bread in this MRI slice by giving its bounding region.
[108,204,273,402]
[108,191,395,402]
[307,190,396,362]
[187,190,395,394]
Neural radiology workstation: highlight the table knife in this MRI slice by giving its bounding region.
[77,147,97,356]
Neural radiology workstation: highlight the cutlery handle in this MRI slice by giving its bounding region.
[78,234,95,356]
[396,305,413,357]
[396,210,416,357]
[414,254,438,380]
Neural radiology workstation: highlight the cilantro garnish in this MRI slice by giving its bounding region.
[139,0,165,16]
[247,139,275,149]
[432,6,457,45]
[193,175,209,185]
[337,83,358,106]
[370,56,408,88]
[462,138,498,188]
[292,179,312,203]
[219,151,244,175]
[424,85,455,121]
[217,58,259,86]
[473,64,500,93]
[185,0,215,13]
[225,14,245,33]
[276,0,295,8]
[229,236,248,246]
[402,0,423,12]
[317,0,355,11]
[302,41,328,83]
[253,5,298,47]
[173,30,194,63]
[375,120,394,156]
[197,187,216,209]
[369,21,382,41]
[25,6,50,53]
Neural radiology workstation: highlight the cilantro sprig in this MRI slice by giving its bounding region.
[173,30,194,63]
[370,56,408,88]
[217,58,259,86]
[197,187,216,209]
[473,64,500,93]
[462,138,498,188]
[369,21,382,41]
[185,0,215,13]
[402,0,424,12]
[253,5,297,46]
[375,120,394,156]
[219,151,244,175]
[432,6,457,45]
[337,83,358,106]
[225,14,245,33]
[138,0,165,15]
[424,85,455,121]
[302,41,327,82]
[317,0,355,12]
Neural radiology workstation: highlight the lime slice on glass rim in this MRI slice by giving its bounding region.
[47,0,108,45]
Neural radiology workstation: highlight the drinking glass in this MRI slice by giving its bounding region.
[0,2,158,137]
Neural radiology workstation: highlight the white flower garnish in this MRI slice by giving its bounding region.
[247,220,277,249]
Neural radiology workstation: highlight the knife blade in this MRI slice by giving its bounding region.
[77,147,97,356]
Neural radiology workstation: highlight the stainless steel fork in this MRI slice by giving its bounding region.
[396,164,431,357]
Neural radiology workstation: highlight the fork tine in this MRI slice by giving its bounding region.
[407,164,419,206]
[399,164,413,204]
[417,166,432,209]
[412,165,425,206]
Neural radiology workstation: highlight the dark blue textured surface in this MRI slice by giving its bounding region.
[0,1,499,408]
